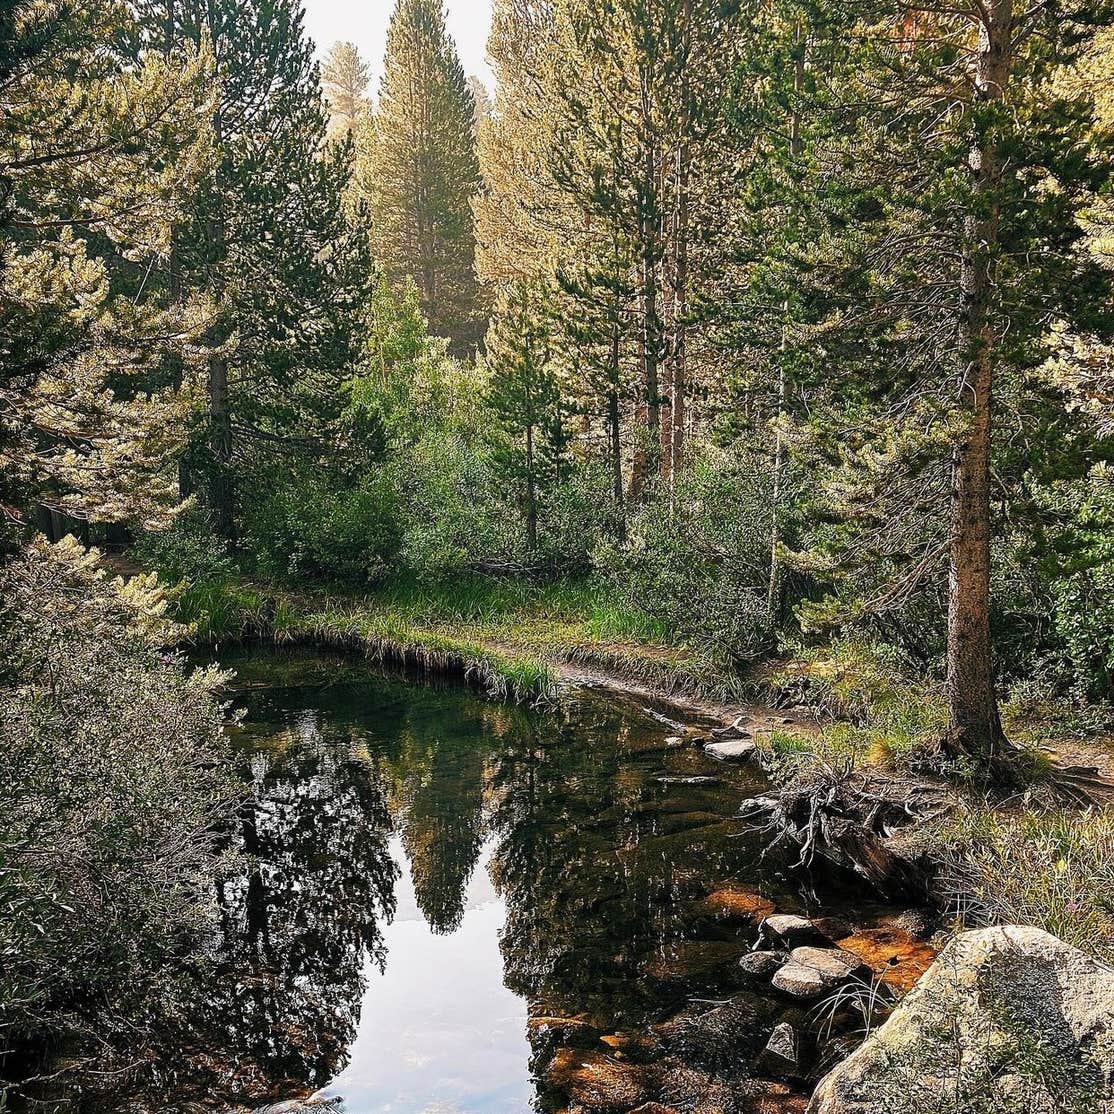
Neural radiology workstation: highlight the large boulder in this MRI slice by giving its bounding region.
[809,925,1114,1114]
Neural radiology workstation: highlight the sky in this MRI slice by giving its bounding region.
[301,0,496,96]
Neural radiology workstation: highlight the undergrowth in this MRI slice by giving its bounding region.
[141,559,749,704]
[926,806,1114,964]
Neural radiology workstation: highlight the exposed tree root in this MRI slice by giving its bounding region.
[741,762,949,902]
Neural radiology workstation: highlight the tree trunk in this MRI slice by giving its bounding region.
[525,421,538,552]
[206,97,234,540]
[666,0,692,494]
[768,36,805,621]
[637,69,660,493]
[946,0,1012,769]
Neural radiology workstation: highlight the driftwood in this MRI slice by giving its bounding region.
[741,763,949,902]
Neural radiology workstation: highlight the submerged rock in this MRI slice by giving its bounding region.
[693,885,777,924]
[834,927,937,992]
[655,993,766,1069]
[644,939,748,984]
[546,1047,654,1111]
[739,950,785,979]
[809,926,1114,1114]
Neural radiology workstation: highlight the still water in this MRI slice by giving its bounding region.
[133,648,898,1114]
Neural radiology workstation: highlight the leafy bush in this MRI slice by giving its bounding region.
[594,454,773,663]
[133,509,238,587]
[244,470,401,585]
[393,428,518,576]
[0,537,234,1062]
[539,461,621,573]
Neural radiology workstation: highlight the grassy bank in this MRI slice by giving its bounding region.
[162,570,757,704]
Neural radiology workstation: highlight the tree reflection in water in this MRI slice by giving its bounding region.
[48,650,887,1114]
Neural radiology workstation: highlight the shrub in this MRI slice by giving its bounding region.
[133,509,238,587]
[393,428,518,576]
[0,537,234,1066]
[594,453,774,664]
[244,470,401,585]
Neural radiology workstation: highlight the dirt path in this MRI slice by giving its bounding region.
[554,658,819,738]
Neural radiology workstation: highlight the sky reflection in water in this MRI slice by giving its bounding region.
[322,837,531,1113]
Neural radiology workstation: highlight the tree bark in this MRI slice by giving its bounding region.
[525,421,537,552]
[768,35,805,621]
[637,68,661,493]
[206,85,234,540]
[946,0,1012,768]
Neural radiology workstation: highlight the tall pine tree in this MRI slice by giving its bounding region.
[485,281,568,553]
[356,0,484,355]
[134,0,372,538]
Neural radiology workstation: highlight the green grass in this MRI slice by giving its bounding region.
[925,806,1114,964]
[153,569,748,704]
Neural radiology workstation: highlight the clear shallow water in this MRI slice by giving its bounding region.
[37,647,901,1114]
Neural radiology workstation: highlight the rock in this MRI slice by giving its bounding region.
[644,939,748,984]
[811,916,855,941]
[657,775,721,786]
[771,961,828,999]
[664,735,685,747]
[809,926,1114,1114]
[693,885,776,923]
[878,907,936,941]
[528,1014,602,1052]
[740,950,785,978]
[788,946,870,985]
[758,914,828,949]
[704,738,757,761]
[546,1048,654,1112]
[655,993,767,1069]
[762,1022,800,1074]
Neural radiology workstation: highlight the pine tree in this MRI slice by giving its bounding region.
[321,40,371,138]
[485,281,569,552]
[135,0,373,538]
[1,0,214,539]
[356,0,484,354]
[774,0,1113,772]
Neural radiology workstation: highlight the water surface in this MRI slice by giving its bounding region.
[47,647,901,1113]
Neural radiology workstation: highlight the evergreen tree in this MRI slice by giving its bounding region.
[1,0,214,539]
[772,0,1113,771]
[321,40,371,138]
[485,281,569,552]
[356,0,484,354]
[135,0,373,538]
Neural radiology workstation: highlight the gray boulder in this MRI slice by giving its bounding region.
[757,913,828,950]
[704,739,757,761]
[760,1021,800,1077]
[809,925,1114,1114]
